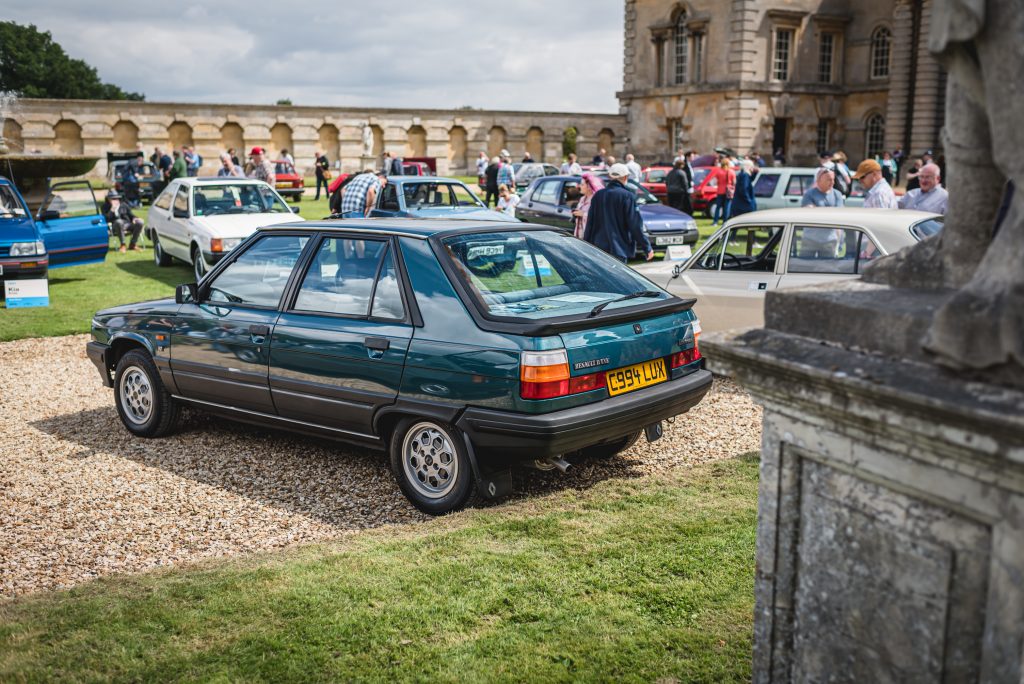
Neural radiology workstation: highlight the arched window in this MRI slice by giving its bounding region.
[674,12,689,85]
[865,113,885,158]
[871,27,891,79]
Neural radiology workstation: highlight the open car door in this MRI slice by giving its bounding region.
[36,181,109,268]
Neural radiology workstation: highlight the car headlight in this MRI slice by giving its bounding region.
[686,220,698,231]
[210,238,242,253]
[9,241,45,257]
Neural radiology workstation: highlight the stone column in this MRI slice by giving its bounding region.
[884,0,916,156]
[909,0,944,156]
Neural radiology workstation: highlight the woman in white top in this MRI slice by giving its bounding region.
[497,183,520,217]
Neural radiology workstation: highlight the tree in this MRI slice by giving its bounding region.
[0,22,144,101]
[562,127,578,157]
[275,98,292,106]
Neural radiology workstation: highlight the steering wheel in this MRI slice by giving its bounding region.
[722,252,743,268]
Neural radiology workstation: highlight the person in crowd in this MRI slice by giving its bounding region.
[476,151,488,184]
[773,148,786,167]
[521,152,533,164]
[878,150,897,185]
[183,146,200,177]
[572,172,604,239]
[169,150,187,181]
[313,150,330,200]
[592,148,607,167]
[898,162,948,214]
[604,155,617,168]
[217,152,244,177]
[280,148,295,165]
[339,170,386,218]
[818,152,835,172]
[560,153,582,175]
[731,159,759,216]
[102,190,143,253]
[583,163,652,262]
[709,158,736,227]
[905,158,924,191]
[665,159,690,215]
[921,150,934,166]
[154,147,171,179]
[496,183,520,217]
[497,153,515,193]
[751,152,766,168]
[228,147,240,166]
[484,156,501,207]
[247,146,275,184]
[832,151,852,196]
[624,153,642,183]
[892,147,904,179]
[801,167,845,207]
[390,151,404,176]
[853,159,898,208]
[121,152,143,207]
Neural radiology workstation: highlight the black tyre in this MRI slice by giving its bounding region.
[390,418,477,515]
[580,431,641,459]
[113,349,181,438]
[191,245,207,281]
[153,234,173,267]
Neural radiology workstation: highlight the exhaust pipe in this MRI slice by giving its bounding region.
[530,456,571,473]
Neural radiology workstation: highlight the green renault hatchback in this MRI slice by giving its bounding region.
[87,219,710,514]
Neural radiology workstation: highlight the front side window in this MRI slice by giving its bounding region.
[692,225,783,272]
[773,29,794,81]
[911,218,944,240]
[40,183,98,219]
[443,230,671,320]
[193,183,291,216]
[401,182,481,208]
[788,226,880,274]
[560,181,581,208]
[154,187,173,210]
[450,183,485,207]
[206,234,307,308]
[293,238,404,319]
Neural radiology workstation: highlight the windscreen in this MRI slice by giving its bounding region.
[442,230,672,320]
[193,183,291,216]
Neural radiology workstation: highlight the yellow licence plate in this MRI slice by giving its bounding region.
[606,358,667,397]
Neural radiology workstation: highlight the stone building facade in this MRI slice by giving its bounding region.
[618,0,946,169]
[1,99,625,178]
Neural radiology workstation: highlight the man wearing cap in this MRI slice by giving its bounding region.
[247,147,276,185]
[898,163,948,215]
[583,163,653,263]
[339,170,387,219]
[101,190,144,253]
[801,167,845,207]
[852,159,898,209]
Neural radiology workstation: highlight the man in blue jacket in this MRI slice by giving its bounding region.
[583,163,653,262]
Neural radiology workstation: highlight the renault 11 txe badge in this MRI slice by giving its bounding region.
[573,357,610,371]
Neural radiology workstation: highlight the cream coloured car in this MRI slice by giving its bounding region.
[632,208,943,333]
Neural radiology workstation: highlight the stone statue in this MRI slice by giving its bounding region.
[361,123,373,157]
[864,0,1024,386]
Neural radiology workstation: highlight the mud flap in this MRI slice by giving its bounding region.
[461,432,512,499]
[644,421,664,443]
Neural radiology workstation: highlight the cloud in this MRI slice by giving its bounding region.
[7,1,623,112]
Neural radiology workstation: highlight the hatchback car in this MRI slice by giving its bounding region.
[370,177,505,222]
[147,177,303,281]
[640,166,672,203]
[632,207,943,333]
[515,175,699,251]
[86,220,710,514]
[512,163,561,193]
[273,160,306,202]
[750,167,873,209]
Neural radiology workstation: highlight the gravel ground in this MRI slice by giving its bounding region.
[0,334,761,598]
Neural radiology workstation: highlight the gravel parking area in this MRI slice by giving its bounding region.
[0,334,761,598]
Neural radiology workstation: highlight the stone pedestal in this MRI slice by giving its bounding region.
[702,282,1024,683]
[358,155,378,173]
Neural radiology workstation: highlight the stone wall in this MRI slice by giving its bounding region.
[4,99,625,178]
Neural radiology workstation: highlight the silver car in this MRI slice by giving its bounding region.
[752,167,867,209]
[632,208,943,333]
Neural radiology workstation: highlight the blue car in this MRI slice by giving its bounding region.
[86,220,710,514]
[516,175,700,252]
[0,176,108,287]
[370,176,507,222]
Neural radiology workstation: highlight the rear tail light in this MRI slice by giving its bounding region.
[671,320,702,368]
[520,350,607,400]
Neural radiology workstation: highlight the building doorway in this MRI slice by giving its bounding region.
[772,118,790,160]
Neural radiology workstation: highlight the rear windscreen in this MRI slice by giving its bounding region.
[441,231,672,320]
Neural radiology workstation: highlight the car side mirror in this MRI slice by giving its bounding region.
[38,209,60,221]
[292,206,301,214]
[175,282,198,304]
[173,207,189,219]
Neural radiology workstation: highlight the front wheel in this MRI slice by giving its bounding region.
[153,234,172,266]
[114,349,181,437]
[390,418,477,515]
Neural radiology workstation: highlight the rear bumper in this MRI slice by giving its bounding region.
[277,187,305,198]
[86,341,113,387]
[456,368,712,459]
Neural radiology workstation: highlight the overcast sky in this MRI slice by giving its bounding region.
[9,2,625,113]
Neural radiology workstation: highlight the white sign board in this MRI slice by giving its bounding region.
[663,245,692,261]
[4,278,50,308]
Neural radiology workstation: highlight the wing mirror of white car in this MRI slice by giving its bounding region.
[292,206,301,214]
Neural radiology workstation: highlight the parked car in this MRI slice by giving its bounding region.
[146,177,303,281]
[106,153,161,205]
[273,160,306,202]
[402,161,432,176]
[631,207,944,333]
[512,163,561,193]
[749,167,890,210]
[86,221,710,514]
[0,175,108,288]
[690,166,716,216]
[370,176,506,222]
[515,175,699,252]
[640,165,672,203]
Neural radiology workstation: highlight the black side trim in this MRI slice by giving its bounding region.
[372,398,462,437]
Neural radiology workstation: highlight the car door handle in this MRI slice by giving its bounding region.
[365,337,390,351]
[91,218,101,225]
[249,324,270,344]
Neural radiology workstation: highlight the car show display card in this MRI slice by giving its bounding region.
[4,279,50,308]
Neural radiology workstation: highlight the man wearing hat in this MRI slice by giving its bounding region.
[583,163,653,262]
[852,159,898,209]
[247,147,276,185]
[101,190,144,253]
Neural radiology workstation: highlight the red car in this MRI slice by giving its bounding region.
[273,159,305,202]
[640,166,671,203]
[690,166,716,216]
[401,161,432,176]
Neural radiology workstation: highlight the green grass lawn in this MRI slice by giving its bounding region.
[0,455,758,682]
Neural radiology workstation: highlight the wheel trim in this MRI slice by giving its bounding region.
[193,249,206,280]
[402,422,459,499]
[154,239,163,264]
[119,366,154,425]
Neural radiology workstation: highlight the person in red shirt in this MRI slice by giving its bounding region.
[710,158,736,227]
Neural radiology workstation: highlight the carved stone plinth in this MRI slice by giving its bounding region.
[703,282,1024,683]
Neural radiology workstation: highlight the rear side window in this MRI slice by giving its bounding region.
[753,174,780,198]
[442,230,671,321]
[911,218,944,240]
[788,226,880,274]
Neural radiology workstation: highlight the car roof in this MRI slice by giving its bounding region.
[755,166,822,174]
[386,176,469,184]
[259,217,537,240]
[725,207,941,230]
[178,177,267,185]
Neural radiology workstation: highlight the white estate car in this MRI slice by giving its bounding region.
[148,177,304,280]
[632,208,943,334]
